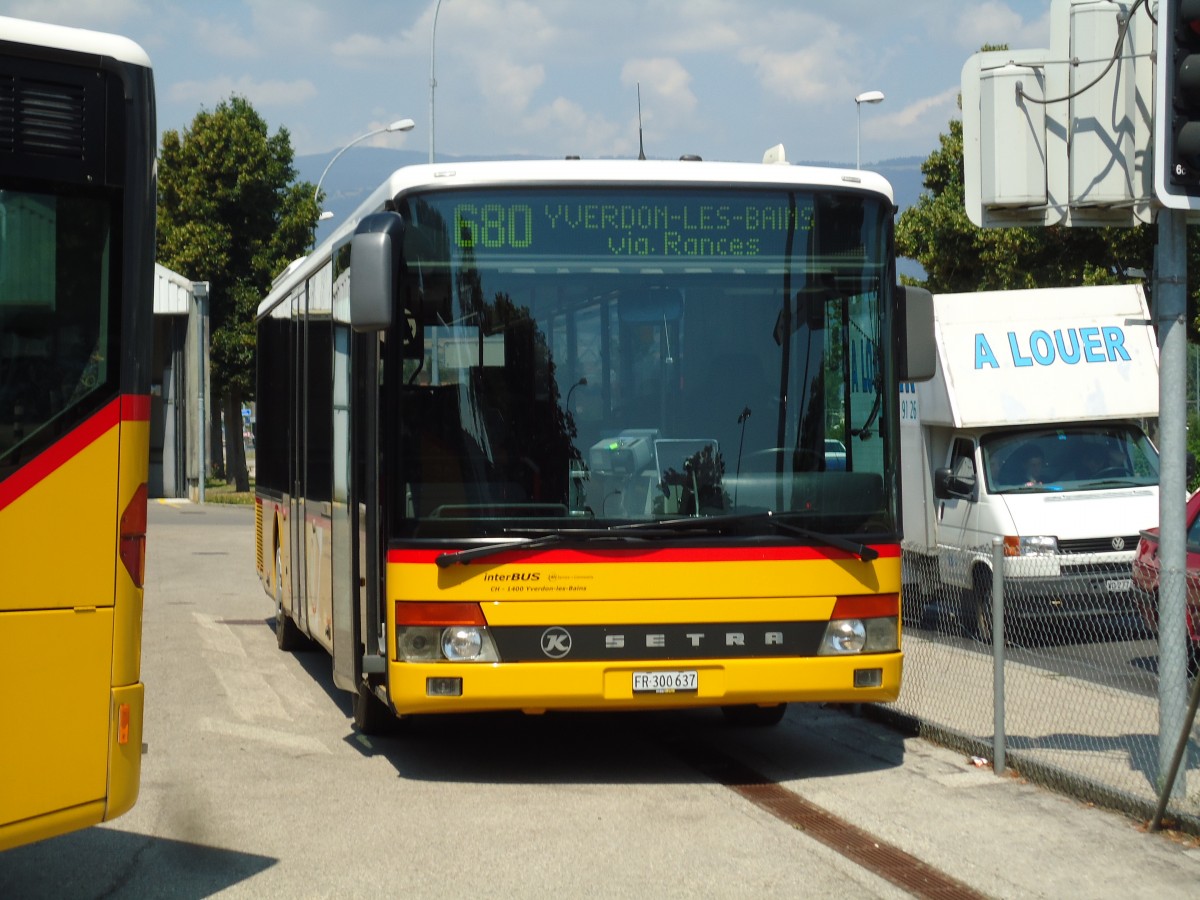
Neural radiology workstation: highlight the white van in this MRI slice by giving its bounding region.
[900,284,1160,639]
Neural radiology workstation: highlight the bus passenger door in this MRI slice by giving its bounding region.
[331,324,356,690]
[289,287,308,635]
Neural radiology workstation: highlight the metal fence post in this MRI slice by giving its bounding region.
[992,537,1006,776]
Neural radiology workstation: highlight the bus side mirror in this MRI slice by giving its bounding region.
[898,285,935,382]
[349,212,406,332]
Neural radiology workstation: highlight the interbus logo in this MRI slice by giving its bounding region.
[540,627,572,658]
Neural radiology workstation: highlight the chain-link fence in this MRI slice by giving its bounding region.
[881,542,1200,831]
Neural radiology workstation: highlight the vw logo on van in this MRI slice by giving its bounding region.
[1111,537,1125,551]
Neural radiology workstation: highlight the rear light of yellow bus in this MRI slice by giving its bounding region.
[119,483,148,588]
[394,601,500,663]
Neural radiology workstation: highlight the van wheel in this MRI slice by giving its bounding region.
[275,543,306,651]
[721,703,787,727]
[353,681,397,735]
[961,567,996,644]
[901,582,925,628]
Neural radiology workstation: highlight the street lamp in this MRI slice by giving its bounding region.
[566,377,587,412]
[854,90,884,170]
[314,118,416,213]
[430,0,446,164]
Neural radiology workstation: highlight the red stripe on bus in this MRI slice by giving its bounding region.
[0,395,142,513]
[121,393,151,421]
[388,544,899,565]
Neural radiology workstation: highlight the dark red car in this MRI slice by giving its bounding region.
[1131,490,1200,672]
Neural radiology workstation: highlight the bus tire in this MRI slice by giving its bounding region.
[353,681,396,735]
[721,703,787,727]
[275,543,306,651]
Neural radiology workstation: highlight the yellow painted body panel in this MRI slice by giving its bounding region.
[0,411,147,851]
[426,556,894,605]
[384,553,902,715]
[387,653,902,715]
[0,427,119,613]
[0,608,113,836]
[112,417,148,687]
[478,596,839,626]
[106,682,144,820]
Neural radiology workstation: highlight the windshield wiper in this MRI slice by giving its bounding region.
[1081,478,1144,489]
[434,528,674,567]
[612,511,880,561]
[434,512,879,567]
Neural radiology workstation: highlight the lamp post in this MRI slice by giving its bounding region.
[314,118,415,213]
[854,90,884,169]
[566,377,587,412]
[430,0,445,164]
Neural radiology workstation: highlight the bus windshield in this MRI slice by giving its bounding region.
[386,185,895,539]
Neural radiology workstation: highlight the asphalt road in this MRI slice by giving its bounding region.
[3,501,1200,898]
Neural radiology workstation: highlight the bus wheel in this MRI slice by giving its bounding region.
[721,703,787,727]
[961,567,995,644]
[353,681,396,735]
[275,544,306,651]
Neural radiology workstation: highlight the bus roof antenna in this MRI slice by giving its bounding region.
[637,83,646,160]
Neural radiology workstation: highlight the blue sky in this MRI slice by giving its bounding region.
[8,0,1051,166]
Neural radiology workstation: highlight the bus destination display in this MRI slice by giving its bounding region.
[447,193,818,259]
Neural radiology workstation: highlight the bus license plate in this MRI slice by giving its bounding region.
[1106,578,1132,592]
[633,670,698,693]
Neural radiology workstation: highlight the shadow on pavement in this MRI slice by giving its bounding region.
[0,827,276,899]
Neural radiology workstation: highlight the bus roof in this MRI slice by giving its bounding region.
[0,16,152,68]
[259,158,895,319]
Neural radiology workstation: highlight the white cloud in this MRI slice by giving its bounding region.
[331,32,406,63]
[621,58,697,120]
[519,97,626,157]
[5,0,147,28]
[867,87,961,141]
[940,1,1050,51]
[450,0,560,50]
[741,44,851,105]
[246,0,328,45]
[192,19,260,59]
[168,76,318,110]
[475,59,546,114]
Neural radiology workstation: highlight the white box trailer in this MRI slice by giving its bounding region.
[900,284,1160,640]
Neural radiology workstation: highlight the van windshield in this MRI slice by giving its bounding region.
[981,424,1159,494]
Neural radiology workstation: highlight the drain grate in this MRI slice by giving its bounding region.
[677,744,990,900]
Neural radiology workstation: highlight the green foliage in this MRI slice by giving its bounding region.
[1189,414,1200,493]
[156,95,320,401]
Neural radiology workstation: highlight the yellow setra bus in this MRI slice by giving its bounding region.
[0,17,156,851]
[254,155,933,733]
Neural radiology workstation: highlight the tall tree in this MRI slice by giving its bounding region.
[157,96,319,491]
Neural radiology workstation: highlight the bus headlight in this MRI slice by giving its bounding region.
[818,617,898,655]
[441,626,499,662]
[397,627,441,661]
[396,625,500,662]
[822,619,866,654]
[395,601,500,662]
